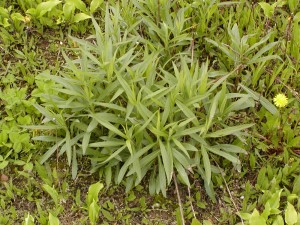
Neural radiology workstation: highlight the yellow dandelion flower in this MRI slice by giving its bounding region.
[273,93,288,108]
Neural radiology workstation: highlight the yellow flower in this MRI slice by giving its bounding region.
[24,16,31,23]
[273,93,288,108]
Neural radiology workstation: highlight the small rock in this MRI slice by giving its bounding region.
[0,174,9,182]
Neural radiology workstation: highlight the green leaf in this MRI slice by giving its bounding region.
[0,161,9,170]
[258,2,274,18]
[73,13,91,23]
[176,100,199,126]
[88,200,100,224]
[82,132,91,155]
[203,220,213,225]
[48,213,60,225]
[239,84,278,115]
[288,0,298,12]
[285,202,298,225]
[272,215,284,225]
[249,209,266,225]
[24,213,35,225]
[159,140,173,184]
[36,0,62,18]
[174,161,190,187]
[201,145,211,185]
[90,0,103,13]
[63,2,75,20]
[206,124,254,138]
[39,138,65,164]
[191,218,202,225]
[92,113,126,139]
[216,144,247,154]
[42,184,59,206]
[87,182,104,206]
[207,146,240,165]
[205,92,220,132]
[66,0,87,12]
[11,13,25,22]
[266,189,282,211]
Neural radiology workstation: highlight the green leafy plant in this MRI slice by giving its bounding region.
[29,4,259,199]
[86,182,103,225]
[23,213,35,225]
[239,190,300,225]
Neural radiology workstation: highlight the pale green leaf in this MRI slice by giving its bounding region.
[73,13,91,23]
[285,202,298,225]
[90,0,103,13]
[48,213,60,225]
[201,145,211,185]
[87,182,104,205]
[206,124,254,138]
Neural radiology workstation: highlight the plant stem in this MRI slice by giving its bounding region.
[173,173,185,225]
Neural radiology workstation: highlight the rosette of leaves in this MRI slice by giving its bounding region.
[29,4,257,199]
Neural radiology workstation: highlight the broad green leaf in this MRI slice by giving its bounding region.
[23,213,35,225]
[203,220,213,225]
[48,213,60,225]
[249,209,266,225]
[258,2,274,18]
[285,202,298,225]
[73,13,91,23]
[87,182,104,205]
[288,0,298,12]
[11,13,24,21]
[66,0,87,12]
[88,200,100,224]
[90,0,103,13]
[292,176,300,195]
[191,218,202,225]
[63,2,75,20]
[272,215,284,225]
[36,0,62,18]
[266,189,282,211]
[0,161,8,170]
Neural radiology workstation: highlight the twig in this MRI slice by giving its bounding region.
[173,173,185,225]
[213,158,245,225]
[187,186,196,218]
